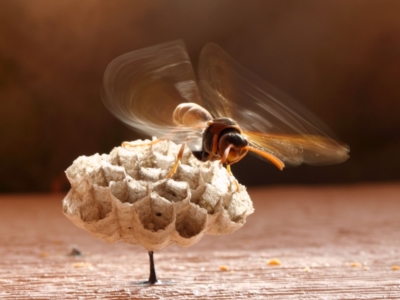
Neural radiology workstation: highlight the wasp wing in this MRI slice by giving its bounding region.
[244,132,349,166]
[102,40,204,144]
[197,43,349,166]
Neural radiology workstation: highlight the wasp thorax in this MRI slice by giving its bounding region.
[172,103,212,127]
[62,139,253,251]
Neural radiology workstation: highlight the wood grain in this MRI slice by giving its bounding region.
[1,184,399,299]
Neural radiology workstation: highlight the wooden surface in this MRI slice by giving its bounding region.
[1,184,400,299]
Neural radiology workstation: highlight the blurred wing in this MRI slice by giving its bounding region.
[244,131,349,166]
[198,43,349,166]
[102,40,203,143]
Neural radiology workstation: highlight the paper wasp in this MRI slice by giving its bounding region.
[102,40,349,180]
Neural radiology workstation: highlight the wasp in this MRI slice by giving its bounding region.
[102,40,349,180]
[101,40,349,284]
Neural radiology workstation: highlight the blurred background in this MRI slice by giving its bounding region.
[1,0,399,193]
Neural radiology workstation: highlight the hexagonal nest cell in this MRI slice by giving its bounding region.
[63,140,254,251]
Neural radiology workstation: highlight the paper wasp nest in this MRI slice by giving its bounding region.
[63,140,253,251]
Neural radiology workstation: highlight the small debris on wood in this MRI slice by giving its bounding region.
[219,265,230,272]
[72,262,92,268]
[267,258,281,266]
[67,247,82,257]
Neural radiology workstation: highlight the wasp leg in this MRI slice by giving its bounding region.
[122,139,162,149]
[166,142,186,178]
[122,125,188,149]
[166,132,203,178]
[122,121,201,148]
[226,165,240,191]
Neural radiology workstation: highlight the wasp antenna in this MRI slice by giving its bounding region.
[245,147,285,170]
